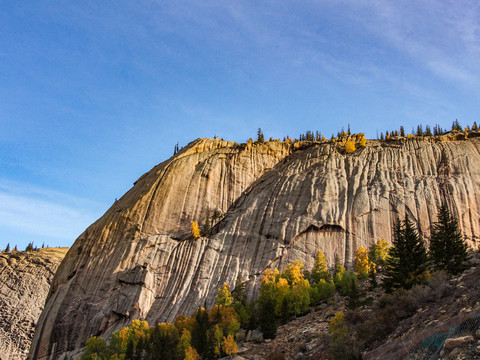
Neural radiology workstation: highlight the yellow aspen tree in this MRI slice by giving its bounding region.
[216,283,234,307]
[222,333,238,357]
[261,268,280,285]
[282,260,304,286]
[275,277,290,317]
[312,250,330,283]
[176,329,192,359]
[369,239,390,266]
[191,221,200,238]
[345,139,356,152]
[184,346,199,360]
[354,247,374,277]
[328,311,345,333]
[292,278,311,315]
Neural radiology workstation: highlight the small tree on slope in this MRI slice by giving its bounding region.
[429,203,470,275]
[383,215,429,291]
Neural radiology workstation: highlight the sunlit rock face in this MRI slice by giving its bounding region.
[30,137,480,359]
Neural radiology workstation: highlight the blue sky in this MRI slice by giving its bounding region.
[1,1,479,249]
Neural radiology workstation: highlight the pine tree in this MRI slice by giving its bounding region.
[134,336,146,360]
[232,275,246,305]
[399,126,405,137]
[429,203,470,275]
[434,124,444,136]
[26,242,34,252]
[125,338,134,360]
[258,294,277,339]
[452,119,462,131]
[425,125,433,137]
[368,266,377,290]
[383,216,428,291]
[416,124,424,136]
[346,275,360,310]
[212,208,220,223]
[202,212,211,237]
[191,308,210,357]
[4,243,10,253]
[257,128,264,143]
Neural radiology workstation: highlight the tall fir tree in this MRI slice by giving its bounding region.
[202,212,211,237]
[125,338,134,360]
[429,203,470,275]
[258,295,277,339]
[191,307,210,358]
[383,216,429,291]
[257,128,264,143]
[232,275,246,305]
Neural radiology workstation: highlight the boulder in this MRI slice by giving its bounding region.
[249,330,264,343]
[443,335,474,351]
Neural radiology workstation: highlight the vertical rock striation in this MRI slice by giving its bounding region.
[0,248,68,360]
[30,138,290,360]
[30,137,480,359]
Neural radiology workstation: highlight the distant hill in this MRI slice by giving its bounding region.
[0,248,68,360]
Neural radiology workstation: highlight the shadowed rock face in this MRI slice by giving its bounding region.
[0,248,68,360]
[30,137,480,359]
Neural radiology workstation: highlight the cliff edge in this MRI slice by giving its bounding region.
[30,136,480,359]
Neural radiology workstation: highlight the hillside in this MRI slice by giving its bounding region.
[233,255,480,360]
[0,248,68,360]
[30,135,480,359]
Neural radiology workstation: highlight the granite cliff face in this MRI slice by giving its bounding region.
[30,137,480,359]
[0,248,68,360]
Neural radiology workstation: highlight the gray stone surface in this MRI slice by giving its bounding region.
[30,136,480,359]
[0,248,67,360]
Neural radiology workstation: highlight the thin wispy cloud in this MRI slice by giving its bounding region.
[345,1,480,87]
[0,180,104,247]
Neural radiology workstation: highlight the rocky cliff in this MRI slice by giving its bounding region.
[0,248,68,360]
[30,137,480,359]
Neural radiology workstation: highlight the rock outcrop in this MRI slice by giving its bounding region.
[30,137,480,359]
[0,248,68,360]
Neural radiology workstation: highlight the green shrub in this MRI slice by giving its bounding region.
[310,279,335,304]
[337,271,358,297]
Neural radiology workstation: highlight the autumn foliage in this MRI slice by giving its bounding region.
[191,221,200,239]
[345,139,356,153]
[354,247,375,278]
